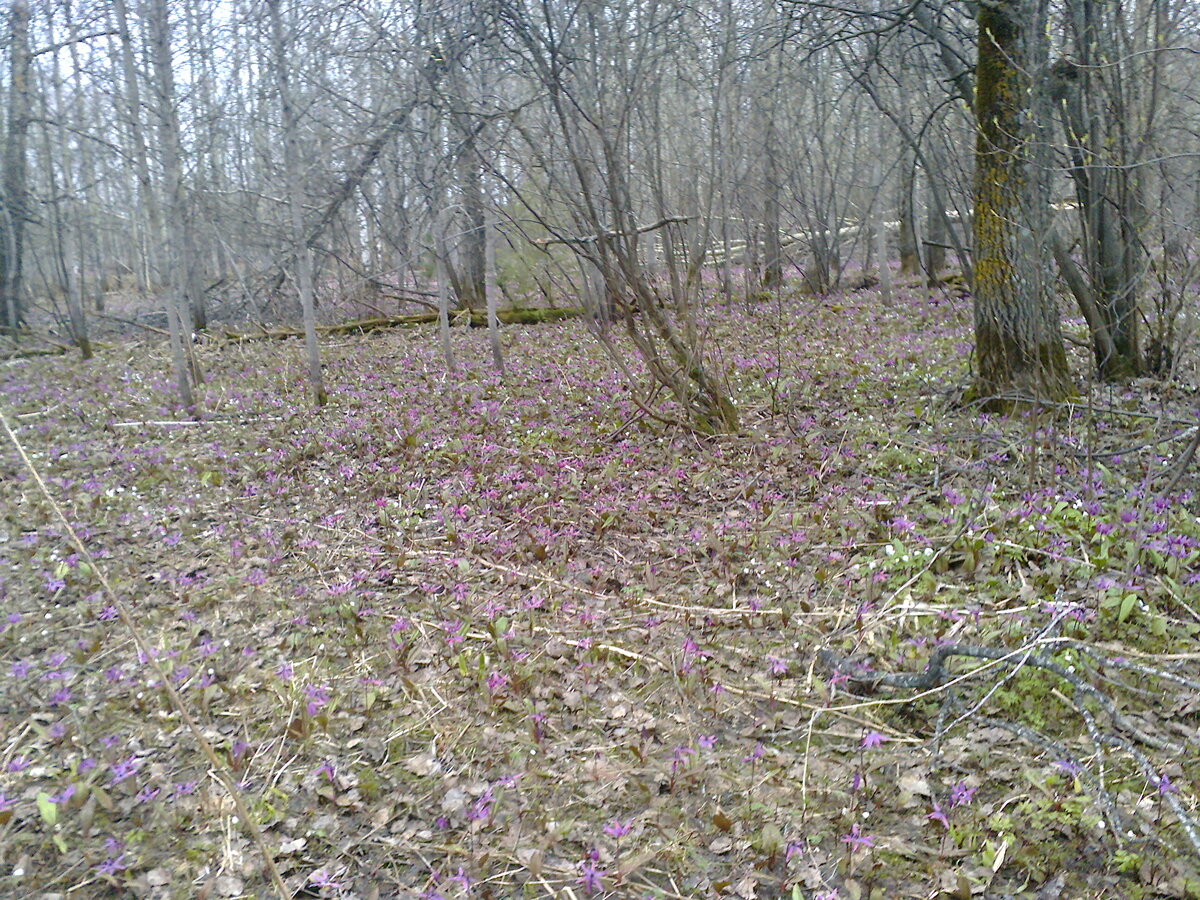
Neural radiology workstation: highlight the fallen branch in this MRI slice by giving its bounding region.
[2,345,70,361]
[1,328,79,360]
[376,292,439,312]
[221,307,584,342]
[818,638,1200,860]
[535,217,692,248]
[94,311,170,335]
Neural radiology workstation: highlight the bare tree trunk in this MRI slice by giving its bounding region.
[268,0,326,406]
[897,154,919,275]
[1050,0,1143,379]
[719,213,733,305]
[972,0,1071,407]
[1,1,31,332]
[762,113,783,288]
[46,4,91,358]
[147,0,206,343]
[146,0,195,410]
[872,118,893,303]
[743,219,760,305]
[109,0,163,295]
[65,13,104,324]
[924,155,946,283]
[456,150,487,310]
[434,208,456,374]
[111,0,166,300]
[502,1,738,432]
[578,256,610,332]
[484,207,504,373]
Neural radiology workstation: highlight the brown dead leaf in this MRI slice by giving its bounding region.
[708,835,733,854]
[898,767,931,797]
[370,805,394,829]
[213,873,244,897]
[515,847,543,876]
[404,753,440,776]
[441,787,467,813]
[617,849,655,879]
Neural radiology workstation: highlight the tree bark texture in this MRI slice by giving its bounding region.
[456,146,488,310]
[147,0,196,409]
[1051,2,1143,379]
[897,150,919,274]
[110,0,164,294]
[762,114,783,288]
[484,207,504,372]
[268,0,326,406]
[924,156,946,281]
[1,1,31,331]
[972,0,1072,406]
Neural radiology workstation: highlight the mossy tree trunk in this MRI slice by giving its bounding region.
[972,0,1072,408]
[1,1,30,332]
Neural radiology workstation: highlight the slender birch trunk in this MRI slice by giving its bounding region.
[434,208,456,374]
[484,207,504,373]
[146,0,195,410]
[267,0,326,406]
[872,118,893,304]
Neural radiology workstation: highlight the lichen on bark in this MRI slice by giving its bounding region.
[971,0,1072,409]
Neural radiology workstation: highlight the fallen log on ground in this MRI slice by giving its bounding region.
[2,345,70,361]
[1,329,79,361]
[221,307,585,342]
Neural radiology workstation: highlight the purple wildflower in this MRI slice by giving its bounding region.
[840,823,876,849]
[950,780,977,807]
[926,801,949,830]
[96,855,127,876]
[860,730,888,749]
[604,817,633,838]
[576,859,605,895]
[309,868,341,889]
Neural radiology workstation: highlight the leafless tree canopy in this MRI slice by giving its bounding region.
[0,0,1197,407]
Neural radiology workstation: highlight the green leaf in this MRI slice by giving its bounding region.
[1118,594,1137,623]
[757,822,783,855]
[37,792,58,826]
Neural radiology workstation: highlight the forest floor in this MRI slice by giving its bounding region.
[1,277,1199,900]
